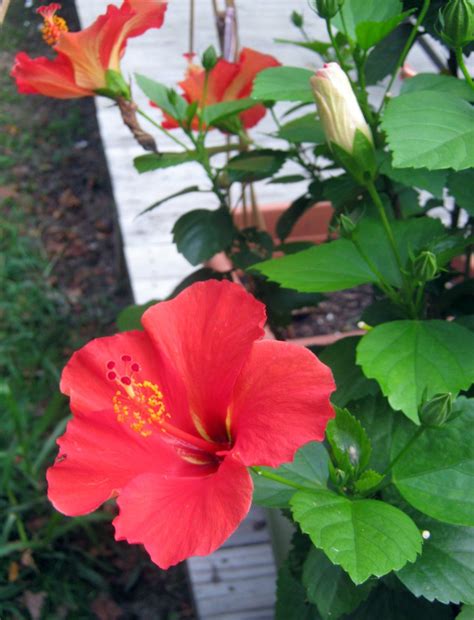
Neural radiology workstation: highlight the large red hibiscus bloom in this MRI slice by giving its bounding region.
[47,281,335,568]
[161,48,280,130]
[11,0,167,99]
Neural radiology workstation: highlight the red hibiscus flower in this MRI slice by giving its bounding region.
[47,281,335,568]
[161,47,280,130]
[11,0,167,99]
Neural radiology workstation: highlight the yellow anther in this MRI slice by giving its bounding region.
[37,4,68,46]
[113,380,167,438]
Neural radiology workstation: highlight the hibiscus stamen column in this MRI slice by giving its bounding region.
[37,3,68,46]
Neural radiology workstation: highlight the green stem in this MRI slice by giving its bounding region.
[366,180,420,318]
[381,426,425,478]
[326,19,353,78]
[251,467,314,492]
[378,0,432,113]
[351,237,401,305]
[455,48,474,90]
[366,181,404,274]
[137,108,189,150]
[354,52,376,129]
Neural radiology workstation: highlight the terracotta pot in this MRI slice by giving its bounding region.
[233,200,334,245]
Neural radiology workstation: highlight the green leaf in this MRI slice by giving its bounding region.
[347,583,455,619]
[291,489,422,584]
[458,606,474,620]
[116,300,158,332]
[255,239,376,292]
[172,208,235,265]
[276,564,321,620]
[277,114,325,144]
[302,548,373,619]
[269,174,307,184]
[256,216,445,292]
[275,38,332,56]
[355,12,412,50]
[134,151,197,173]
[365,23,412,85]
[137,185,201,216]
[252,66,314,102]
[397,513,474,605]
[382,91,474,171]
[319,337,379,408]
[380,157,448,199]
[322,174,363,210]
[202,98,257,126]
[350,395,401,473]
[135,73,187,120]
[326,407,372,474]
[448,169,474,215]
[354,469,384,494]
[333,0,403,39]
[225,149,286,183]
[251,442,330,508]
[400,73,474,102]
[253,279,322,328]
[392,403,474,526]
[357,320,474,422]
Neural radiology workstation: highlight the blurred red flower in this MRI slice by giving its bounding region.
[161,48,280,130]
[47,280,335,568]
[11,0,167,99]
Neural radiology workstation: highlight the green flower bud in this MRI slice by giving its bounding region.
[339,213,356,238]
[202,45,218,72]
[291,10,304,28]
[412,251,438,283]
[419,393,453,427]
[310,0,345,20]
[438,0,474,49]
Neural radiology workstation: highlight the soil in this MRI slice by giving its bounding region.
[284,285,374,339]
[1,1,195,618]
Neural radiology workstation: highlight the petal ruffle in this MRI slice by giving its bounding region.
[60,330,195,435]
[47,408,200,516]
[230,340,335,467]
[113,456,253,568]
[11,52,92,98]
[142,280,266,442]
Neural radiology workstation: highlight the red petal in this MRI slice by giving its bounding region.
[11,52,92,98]
[60,330,195,435]
[113,456,252,568]
[230,340,335,467]
[240,104,267,129]
[142,281,266,442]
[224,48,280,100]
[54,1,166,91]
[47,408,198,516]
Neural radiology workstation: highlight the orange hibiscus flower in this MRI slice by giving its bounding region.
[161,48,280,130]
[11,1,167,99]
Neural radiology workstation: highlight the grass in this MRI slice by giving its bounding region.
[0,3,194,617]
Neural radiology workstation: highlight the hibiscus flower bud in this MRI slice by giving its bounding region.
[310,63,375,183]
[202,45,218,72]
[291,11,304,28]
[438,0,474,49]
[419,393,453,427]
[412,250,438,284]
[310,0,345,20]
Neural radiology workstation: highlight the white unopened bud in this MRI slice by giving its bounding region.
[310,62,372,155]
